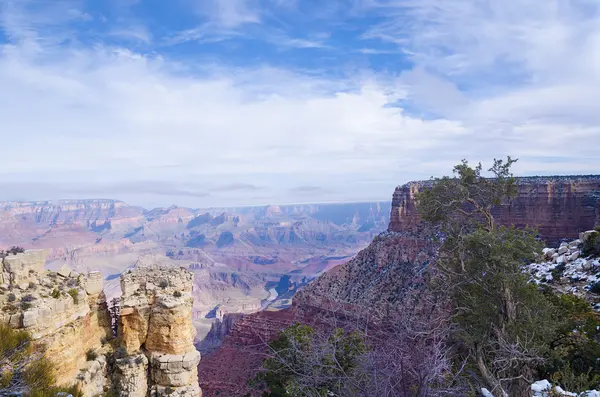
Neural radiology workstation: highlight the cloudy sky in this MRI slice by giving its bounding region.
[0,0,598,208]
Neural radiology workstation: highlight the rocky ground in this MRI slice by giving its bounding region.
[525,230,600,311]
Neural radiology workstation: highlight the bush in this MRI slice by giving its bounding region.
[21,294,35,303]
[173,291,182,298]
[86,349,98,361]
[159,280,168,289]
[7,293,16,302]
[583,231,600,257]
[51,289,61,299]
[20,302,32,310]
[115,346,127,359]
[67,288,79,304]
[7,246,25,255]
[589,282,600,294]
[135,355,144,365]
[28,282,37,290]
[0,323,31,357]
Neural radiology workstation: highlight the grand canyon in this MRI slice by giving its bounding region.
[2,1,600,396]
[2,174,600,396]
[0,199,390,341]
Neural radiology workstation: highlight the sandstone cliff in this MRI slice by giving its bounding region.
[389,175,600,245]
[0,250,112,395]
[115,265,202,397]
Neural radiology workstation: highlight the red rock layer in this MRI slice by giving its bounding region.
[197,309,301,397]
[389,176,600,245]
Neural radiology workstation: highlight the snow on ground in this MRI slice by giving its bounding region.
[524,232,600,311]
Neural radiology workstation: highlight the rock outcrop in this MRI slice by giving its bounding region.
[116,265,201,397]
[0,250,112,393]
[390,175,600,246]
[199,174,600,396]
[525,232,600,311]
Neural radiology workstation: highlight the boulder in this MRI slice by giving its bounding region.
[57,264,73,278]
[567,252,579,262]
[558,246,568,255]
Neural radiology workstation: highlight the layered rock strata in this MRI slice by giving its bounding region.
[116,265,201,397]
[390,175,600,245]
[0,251,112,392]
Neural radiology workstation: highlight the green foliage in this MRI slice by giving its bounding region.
[416,157,600,395]
[86,348,98,361]
[51,289,61,299]
[582,230,600,257]
[539,293,600,391]
[159,280,169,289]
[1,323,82,396]
[173,290,182,297]
[67,288,79,304]
[7,293,16,302]
[0,323,31,358]
[115,346,127,359]
[254,323,367,397]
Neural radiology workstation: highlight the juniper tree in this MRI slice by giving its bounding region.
[416,158,557,396]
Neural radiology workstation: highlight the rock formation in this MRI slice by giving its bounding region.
[390,175,600,245]
[0,250,112,393]
[525,232,600,311]
[197,309,300,396]
[199,174,600,396]
[116,265,202,397]
[1,251,204,397]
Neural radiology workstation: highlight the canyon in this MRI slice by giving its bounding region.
[0,200,390,342]
[1,174,599,396]
[198,175,600,396]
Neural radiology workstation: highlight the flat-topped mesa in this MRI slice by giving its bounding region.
[389,175,600,246]
[116,264,201,397]
[0,251,112,394]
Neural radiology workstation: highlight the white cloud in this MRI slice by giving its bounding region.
[0,0,598,208]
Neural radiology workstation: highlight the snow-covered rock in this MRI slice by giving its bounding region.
[530,379,599,397]
[524,236,600,311]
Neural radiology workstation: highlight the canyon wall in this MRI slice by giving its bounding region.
[0,251,112,394]
[389,175,600,246]
[1,252,203,397]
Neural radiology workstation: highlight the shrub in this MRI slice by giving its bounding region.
[68,288,79,304]
[135,355,144,365]
[21,302,32,310]
[173,291,182,298]
[0,323,31,357]
[7,246,25,255]
[51,289,61,299]
[21,294,35,303]
[582,231,600,257]
[7,293,16,302]
[86,349,98,361]
[28,281,37,290]
[551,263,567,280]
[159,280,169,289]
[115,346,127,359]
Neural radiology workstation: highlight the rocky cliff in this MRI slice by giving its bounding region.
[1,252,203,397]
[116,265,201,397]
[0,250,112,395]
[198,174,600,396]
[389,175,600,246]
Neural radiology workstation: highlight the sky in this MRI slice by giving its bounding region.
[0,0,599,209]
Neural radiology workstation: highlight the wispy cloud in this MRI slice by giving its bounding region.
[0,0,598,208]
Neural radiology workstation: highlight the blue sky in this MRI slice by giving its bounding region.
[0,0,599,208]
